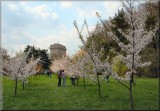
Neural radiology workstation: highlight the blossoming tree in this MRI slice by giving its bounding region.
[73,20,111,98]
[96,0,157,109]
[50,56,69,74]
[2,48,41,95]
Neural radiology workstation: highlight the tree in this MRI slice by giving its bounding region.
[69,49,86,63]
[2,48,41,95]
[85,21,118,62]
[143,0,159,77]
[0,48,10,62]
[97,0,157,110]
[110,9,130,45]
[24,45,51,70]
[50,56,69,73]
[76,57,87,89]
[112,55,129,77]
[0,48,10,76]
[134,0,159,78]
[143,0,159,32]
[85,18,127,79]
[66,59,81,85]
[24,45,39,62]
[70,50,88,88]
[38,49,51,69]
[74,20,111,98]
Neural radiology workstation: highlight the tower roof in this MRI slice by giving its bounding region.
[50,43,67,50]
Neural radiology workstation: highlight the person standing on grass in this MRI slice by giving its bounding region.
[62,70,66,87]
[105,75,109,83]
[70,75,76,86]
[48,69,52,78]
[58,70,62,87]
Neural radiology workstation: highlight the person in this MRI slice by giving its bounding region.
[45,70,48,76]
[105,75,109,83]
[47,70,49,77]
[62,70,66,87]
[58,70,62,87]
[48,70,52,78]
[70,75,76,86]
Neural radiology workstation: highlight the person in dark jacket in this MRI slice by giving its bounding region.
[58,70,62,87]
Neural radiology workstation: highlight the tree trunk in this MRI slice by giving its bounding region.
[98,84,101,98]
[15,79,18,96]
[97,75,101,98]
[77,78,79,86]
[129,80,134,110]
[83,77,86,90]
[22,81,25,90]
[130,60,134,110]
[158,1,160,110]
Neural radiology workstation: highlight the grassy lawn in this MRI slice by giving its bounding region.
[2,74,159,110]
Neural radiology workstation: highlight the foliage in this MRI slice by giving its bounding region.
[24,45,51,70]
[110,9,130,45]
[38,49,51,69]
[84,9,130,68]
[145,15,158,31]
[24,45,39,62]
[112,56,128,77]
[97,0,157,110]
[91,0,159,78]
[2,48,41,95]
[139,47,158,77]
[74,20,113,98]
[143,0,159,31]
[2,48,40,81]
[69,49,86,63]
[0,48,10,62]
[139,0,159,77]
[0,48,10,76]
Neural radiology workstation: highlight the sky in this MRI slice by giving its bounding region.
[1,0,124,57]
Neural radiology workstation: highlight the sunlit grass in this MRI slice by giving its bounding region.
[2,74,159,110]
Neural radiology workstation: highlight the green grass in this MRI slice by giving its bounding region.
[2,74,159,110]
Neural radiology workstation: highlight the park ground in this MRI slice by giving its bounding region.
[2,74,159,110]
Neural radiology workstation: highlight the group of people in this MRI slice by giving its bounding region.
[57,70,79,87]
[44,69,110,86]
[57,70,66,87]
[56,69,111,87]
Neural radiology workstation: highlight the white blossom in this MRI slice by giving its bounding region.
[50,56,69,73]
[2,48,41,81]
[97,0,157,81]
[74,20,111,86]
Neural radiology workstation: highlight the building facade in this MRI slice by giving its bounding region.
[49,43,67,60]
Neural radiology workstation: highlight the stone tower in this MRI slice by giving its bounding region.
[49,43,67,60]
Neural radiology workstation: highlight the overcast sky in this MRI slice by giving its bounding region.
[2,1,124,57]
